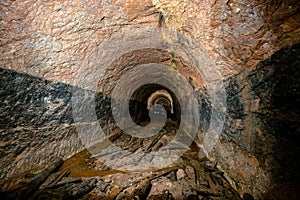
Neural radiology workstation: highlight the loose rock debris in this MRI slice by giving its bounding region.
[0,141,243,200]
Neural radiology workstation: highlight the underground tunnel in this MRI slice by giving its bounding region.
[0,0,300,199]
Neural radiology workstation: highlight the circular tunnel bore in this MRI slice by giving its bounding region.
[129,83,181,128]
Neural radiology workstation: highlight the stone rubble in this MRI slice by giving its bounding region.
[0,129,243,200]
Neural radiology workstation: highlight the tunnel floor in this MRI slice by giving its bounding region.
[0,120,242,200]
[58,144,242,200]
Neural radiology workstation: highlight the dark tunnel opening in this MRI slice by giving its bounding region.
[129,83,181,127]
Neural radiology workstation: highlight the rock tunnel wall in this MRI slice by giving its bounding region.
[1,44,299,199]
[211,43,300,199]
[0,68,113,182]
[1,0,300,199]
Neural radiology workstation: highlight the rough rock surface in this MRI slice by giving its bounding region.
[209,43,300,199]
[0,141,243,200]
[0,0,300,199]
[154,0,300,73]
[1,0,299,80]
[0,67,121,183]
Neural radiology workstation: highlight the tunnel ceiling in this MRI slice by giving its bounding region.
[97,47,205,96]
[1,0,299,83]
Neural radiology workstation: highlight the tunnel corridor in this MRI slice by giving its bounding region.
[128,84,180,126]
[1,0,300,199]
